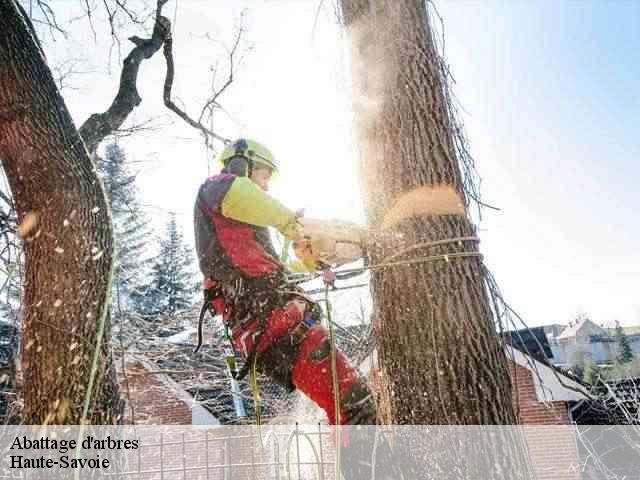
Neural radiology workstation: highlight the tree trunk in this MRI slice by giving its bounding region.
[340,0,518,426]
[339,3,535,477]
[0,0,121,423]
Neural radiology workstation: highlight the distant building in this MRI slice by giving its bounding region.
[544,318,640,366]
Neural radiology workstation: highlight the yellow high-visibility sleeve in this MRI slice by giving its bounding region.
[221,177,299,239]
[287,259,317,273]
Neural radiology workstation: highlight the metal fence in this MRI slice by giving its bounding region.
[105,424,337,480]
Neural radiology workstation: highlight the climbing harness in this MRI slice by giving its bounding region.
[199,235,482,356]
[194,274,322,386]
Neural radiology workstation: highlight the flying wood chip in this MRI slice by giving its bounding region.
[17,211,38,238]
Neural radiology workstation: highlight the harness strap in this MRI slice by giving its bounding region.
[193,277,319,385]
[193,285,223,354]
[193,302,209,354]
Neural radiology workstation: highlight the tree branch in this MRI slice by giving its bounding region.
[161,17,249,149]
[162,36,231,148]
[78,0,172,154]
[197,27,243,125]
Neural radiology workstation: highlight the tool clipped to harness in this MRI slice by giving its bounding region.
[193,282,225,354]
[193,302,209,354]
[224,347,238,378]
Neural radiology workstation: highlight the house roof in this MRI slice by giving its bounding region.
[502,327,553,362]
[147,318,375,425]
[133,309,592,424]
[508,345,588,402]
[557,318,606,339]
[501,325,590,402]
[571,376,640,425]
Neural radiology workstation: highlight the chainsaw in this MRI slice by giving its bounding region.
[292,185,465,269]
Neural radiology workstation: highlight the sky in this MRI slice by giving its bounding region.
[32,0,640,328]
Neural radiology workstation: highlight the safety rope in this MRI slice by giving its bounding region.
[280,237,291,264]
[250,354,262,438]
[80,290,112,424]
[287,236,482,286]
[380,235,479,264]
[312,236,481,478]
[323,284,342,480]
[76,239,115,480]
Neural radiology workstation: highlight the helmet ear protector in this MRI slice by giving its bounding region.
[223,139,252,176]
[219,138,278,177]
[224,155,251,176]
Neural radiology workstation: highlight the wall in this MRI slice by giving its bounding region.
[510,362,580,480]
[121,360,198,425]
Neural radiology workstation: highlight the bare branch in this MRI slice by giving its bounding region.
[82,0,98,42]
[110,115,174,139]
[102,0,117,40]
[35,0,65,35]
[78,0,172,153]
[113,0,147,25]
[162,29,239,147]
[197,27,243,125]
[51,56,96,92]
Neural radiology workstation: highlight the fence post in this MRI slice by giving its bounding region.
[160,433,164,480]
[205,430,210,480]
[295,423,302,480]
[182,431,187,480]
[317,423,325,480]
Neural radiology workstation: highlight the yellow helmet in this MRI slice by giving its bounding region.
[218,138,278,174]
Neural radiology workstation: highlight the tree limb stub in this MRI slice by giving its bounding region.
[78,3,172,154]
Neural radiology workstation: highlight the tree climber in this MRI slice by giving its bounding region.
[193,138,377,426]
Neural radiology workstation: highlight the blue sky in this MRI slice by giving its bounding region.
[38,0,639,328]
[434,0,639,327]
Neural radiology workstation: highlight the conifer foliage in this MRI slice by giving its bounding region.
[134,214,197,316]
[95,143,151,312]
[615,321,634,364]
[583,359,602,385]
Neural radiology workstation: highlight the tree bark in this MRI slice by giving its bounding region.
[340,3,535,477]
[0,0,121,423]
[340,0,518,425]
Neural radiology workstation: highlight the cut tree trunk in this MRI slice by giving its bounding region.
[340,2,533,477]
[340,0,518,426]
[0,0,121,424]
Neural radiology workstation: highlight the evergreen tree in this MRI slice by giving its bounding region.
[96,143,151,311]
[583,359,602,385]
[134,214,197,316]
[615,321,634,364]
[0,256,22,324]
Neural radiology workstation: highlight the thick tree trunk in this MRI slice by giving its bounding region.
[340,3,535,477]
[340,0,518,425]
[0,0,121,423]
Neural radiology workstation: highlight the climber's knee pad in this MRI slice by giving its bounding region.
[341,379,377,425]
[257,333,302,392]
[308,338,332,363]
